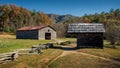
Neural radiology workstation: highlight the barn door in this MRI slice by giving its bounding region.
[45,33,51,40]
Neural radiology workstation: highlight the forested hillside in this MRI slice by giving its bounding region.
[0,4,120,34]
[0,4,52,32]
[48,14,79,23]
[63,9,120,24]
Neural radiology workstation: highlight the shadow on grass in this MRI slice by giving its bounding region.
[61,46,78,50]
[51,46,62,49]
[111,58,120,62]
[104,44,120,49]
[51,45,79,51]
[51,45,104,51]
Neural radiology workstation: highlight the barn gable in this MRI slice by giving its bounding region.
[38,27,56,40]
[67,23,105,48]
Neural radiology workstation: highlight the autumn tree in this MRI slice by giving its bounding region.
[0,4,52,32]
[105,22,120,47]
[51,23,67,38]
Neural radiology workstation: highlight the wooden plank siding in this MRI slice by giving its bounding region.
[38,27,56,40]
[77,33,103,48]
[67,23,105,48]
[16,30,38,39]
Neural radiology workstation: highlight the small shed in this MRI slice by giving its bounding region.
[16,25,56,40]
[67,23,105,48]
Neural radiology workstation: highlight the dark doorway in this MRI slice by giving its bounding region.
[45,33,51,40]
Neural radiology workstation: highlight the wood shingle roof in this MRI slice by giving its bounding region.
[67,23,105,33]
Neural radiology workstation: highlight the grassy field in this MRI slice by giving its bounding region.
[77,48,120,61]
[49,40,120,68]
[0,49,62,68]
[0,33,64,68]
[0,33,120,68]
[0,34,75,68]
[77,40,120,61]
[49,53,120,68]
[0,33,76,53]
[0,36,52,53]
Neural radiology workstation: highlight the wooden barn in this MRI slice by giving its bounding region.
[16,25,56,40]
[67,23,105,48]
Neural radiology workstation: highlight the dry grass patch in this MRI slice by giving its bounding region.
[0,32,15,39]
[0,49,63,68]
[77,47,120,61]
[49,53,120,68]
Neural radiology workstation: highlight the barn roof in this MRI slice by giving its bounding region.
[67,23,105,33]
[17,25,46,31]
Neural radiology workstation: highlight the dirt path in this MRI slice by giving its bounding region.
[47,50,77,68]
[47,46,120,67]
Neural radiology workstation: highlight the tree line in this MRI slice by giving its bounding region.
[63,8,120,24]
[0,4,52,32]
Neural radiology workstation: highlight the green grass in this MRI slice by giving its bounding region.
[0,35,76,53]
[55,38,76,42]
[49,53,120,68]
[0,38,52,53]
